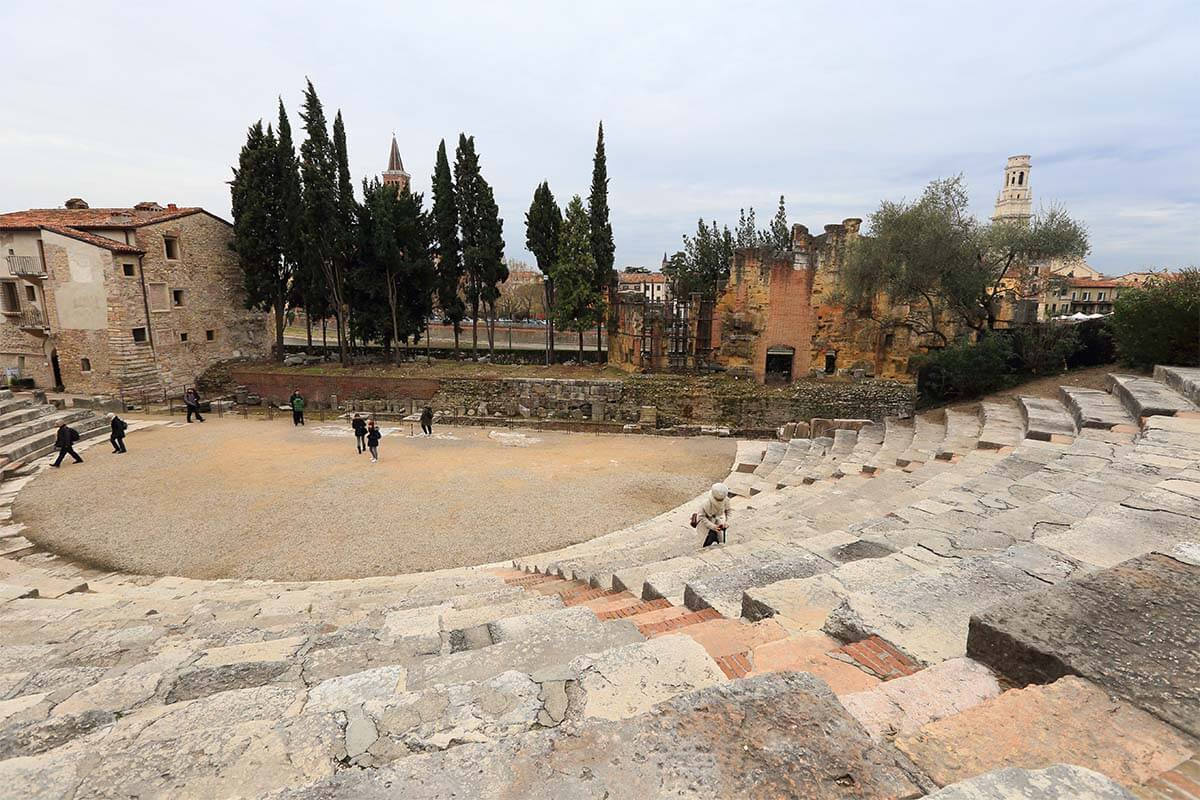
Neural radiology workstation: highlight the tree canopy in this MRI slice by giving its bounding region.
[551,195,603,356]
[841,175,1090,343]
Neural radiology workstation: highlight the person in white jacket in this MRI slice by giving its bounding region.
[697,482,731,547]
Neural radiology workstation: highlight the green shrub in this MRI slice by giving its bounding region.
[914,334,1015,405]
[1109,269,1200,368]
[1067,317,1116,368]
[1012,323,1080,374]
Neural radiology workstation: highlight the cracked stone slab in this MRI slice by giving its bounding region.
[1018,396,1076,441]
[896,676,1192,790]
[682,550,830,617]
[839,657,1002,740]
[823,547,1085,664]
[924,765,1134,799]
[967,551,1200,737]
[305,665,407,715]
[1107,373,1197,418]
[567,634,725,721]
[268,672,924,799]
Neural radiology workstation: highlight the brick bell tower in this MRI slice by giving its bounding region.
[382,134,410,195]
[992,154,1032,222]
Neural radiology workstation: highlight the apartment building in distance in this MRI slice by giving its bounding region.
[0,199,268,396]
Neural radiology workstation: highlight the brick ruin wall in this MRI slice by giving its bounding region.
[230,368,915,429]
[711,220,929,382]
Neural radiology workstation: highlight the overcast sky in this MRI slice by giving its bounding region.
[3,1,1196,273]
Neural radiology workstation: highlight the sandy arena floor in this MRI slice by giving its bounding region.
[16,418,734,581]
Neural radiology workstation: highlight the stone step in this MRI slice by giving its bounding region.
[745,629,883,694]
[895,676,1194,791]
[1155,364,1200,406]
[0,397,35,418]
[0,408,97,449]
[977,399,1024,449]
[263,672,925,799]
[1132,756,1200,800]
[1059,386,1137,431]
[635,606,721,637]
[0,403,57,434]
[836,421,885,475]
[0,557,88,597]
[935,407,983,460]
[641,542,821,606]
[895,412,947,467]
[681,549,831,617]
[407,610,643,690]
[863,417,915,472]
[1017,395,1076,441]
[800,428,859,482]
[1108,372,1198,419]
[0,413,109,464]
[732,439,769,471]
[838,656,1002,740]
[822,544,1090,665]
[566,634,726,720]
[967,550,1199,738]
[928,766,1141,799]
[751,440,787,478]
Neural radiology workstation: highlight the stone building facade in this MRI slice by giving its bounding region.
[709,219,926,384]
[0,200,268,396]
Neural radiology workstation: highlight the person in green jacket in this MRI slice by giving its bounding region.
[289,389,306,426]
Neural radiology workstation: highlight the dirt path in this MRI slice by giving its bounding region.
[16,419,734,582]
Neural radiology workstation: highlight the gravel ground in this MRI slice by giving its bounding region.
[16,418,735,581]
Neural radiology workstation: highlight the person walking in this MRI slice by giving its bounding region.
[108,413,128,453]
[51,422,82,468]
[289,389,306,426]
[351,413,368,454]
[184,387,205,423]
[419,405,433,436]
[366,419,381,463]
[695,482,731,548]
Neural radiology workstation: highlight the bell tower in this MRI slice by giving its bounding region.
[382,134,410,195]
[992,154,1032,222]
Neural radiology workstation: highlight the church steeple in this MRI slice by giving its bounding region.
[382,134,410,194]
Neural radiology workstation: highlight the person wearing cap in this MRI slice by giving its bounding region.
[108,413,128,453]
[697,482,731,547]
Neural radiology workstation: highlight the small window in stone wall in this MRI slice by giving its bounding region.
[123,263,136,277]
[180,332,188,342]
[148,283,169,311]
[25,286,36,302]
[172,289,185,307]
[132,327,147,343]
[0,282,20,313]
[206,329,215,341]
[81,358,92,373]
[163,236,180,260]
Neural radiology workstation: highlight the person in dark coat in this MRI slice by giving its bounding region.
[366,419,381,463]
[184,387,205,423]
[419,406,434,436]
[108,413,128,453]
[51,423,82,467]
[289,390,306,426]
[351,413,367,454]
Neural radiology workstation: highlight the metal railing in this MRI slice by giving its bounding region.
[17,306,47,330]
[6,254,46,277]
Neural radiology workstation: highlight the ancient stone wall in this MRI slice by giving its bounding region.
[711,219,929,383]
[231,368,915,428]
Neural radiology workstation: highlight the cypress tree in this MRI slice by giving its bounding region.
[298,79,346,363]
[552,195,601,361]
[274,99,304,357]
[454,134,505,358]
[525,181,562,364]
[587,121,614,356]
[330,109,356,365]
[769,195,790,251]
[231,121,288,358]
[431,140,466,352]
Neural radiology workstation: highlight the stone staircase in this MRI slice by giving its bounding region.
[0,367,1196,798]
[0,390,110,475]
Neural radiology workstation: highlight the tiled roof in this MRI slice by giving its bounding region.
[618,271,667,283]
[0,206,203,230]
[39,225,144,254]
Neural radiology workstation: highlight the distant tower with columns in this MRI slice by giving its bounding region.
[382,134,410,194]
[992,154,1032,222]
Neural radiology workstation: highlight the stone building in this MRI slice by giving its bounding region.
[0,199,268,396]
[992,154,1033,221]
[708,220,928,384]
[617,269,670,303]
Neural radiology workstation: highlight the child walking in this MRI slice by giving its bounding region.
[366,419,381,463]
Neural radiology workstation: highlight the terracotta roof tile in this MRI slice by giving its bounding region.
[0,206,203,230]
[38,225,144,254]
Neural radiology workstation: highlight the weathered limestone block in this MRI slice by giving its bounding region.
[967,550,1200,737]
[924,765,1134,799]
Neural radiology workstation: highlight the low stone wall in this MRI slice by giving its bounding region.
[229,368,915,428]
